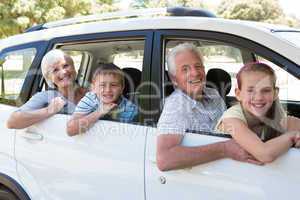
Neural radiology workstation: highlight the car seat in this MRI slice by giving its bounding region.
[206,68,232,107]
[122,67,141,102]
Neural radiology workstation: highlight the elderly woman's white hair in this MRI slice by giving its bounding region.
[167,42,204,76]
[41,49,74,88]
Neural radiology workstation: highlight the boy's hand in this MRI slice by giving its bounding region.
[47,97,66,115]
[100,103,117,115]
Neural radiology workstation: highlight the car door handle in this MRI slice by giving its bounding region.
[18,129,44,141]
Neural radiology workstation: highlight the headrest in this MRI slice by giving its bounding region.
[122,67,141,99]
[206,68,232,98]
[164,71,175,96]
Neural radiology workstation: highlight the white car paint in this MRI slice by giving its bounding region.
[15,115,147,200]
[145,128,300,200]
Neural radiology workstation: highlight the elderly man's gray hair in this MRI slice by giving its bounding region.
[167,43,204,76]
[41,49,73,88]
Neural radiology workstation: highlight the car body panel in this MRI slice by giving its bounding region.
[1,17,300,65]
[145,128,300,200]
[15,115,147,199]
[0,105,16,158]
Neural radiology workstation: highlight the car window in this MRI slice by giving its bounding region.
[57,39,145,123]
[163,38,300,120]
[0,48,37,103]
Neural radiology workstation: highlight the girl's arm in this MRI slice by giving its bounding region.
[222,118,294,164]
[282,116,300,131]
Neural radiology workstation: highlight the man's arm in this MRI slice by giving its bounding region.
[156,134,262,171]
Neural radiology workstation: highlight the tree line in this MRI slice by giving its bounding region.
[1,0,299,39]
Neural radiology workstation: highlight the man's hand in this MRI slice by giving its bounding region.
[47,97,66,115]
[224,139,264,165]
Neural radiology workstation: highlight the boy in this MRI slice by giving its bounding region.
[67,63,138,136]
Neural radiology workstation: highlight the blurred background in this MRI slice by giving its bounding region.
[0,0,299,39]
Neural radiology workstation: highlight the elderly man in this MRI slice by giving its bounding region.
[156,43,261,171]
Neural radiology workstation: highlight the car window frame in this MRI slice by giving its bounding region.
[0,41,49,106]
[33,30,154,125]
[150,29,300,131]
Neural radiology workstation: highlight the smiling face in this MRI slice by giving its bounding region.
[49,56,76,89]
[173,50,206,99]
[236,71,278,118]
[92,72,124,104]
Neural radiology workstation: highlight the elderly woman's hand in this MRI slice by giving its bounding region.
[47,97,66,115]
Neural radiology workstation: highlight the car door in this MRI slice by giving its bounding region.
[145,30,300,200]
[15,116,148,200]
[145,130,300,200]
[14,32,154,200]
[0,43,46,191]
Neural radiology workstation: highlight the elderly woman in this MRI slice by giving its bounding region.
[7,49,86,129]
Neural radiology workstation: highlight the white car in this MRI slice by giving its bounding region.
[0,7,299,200]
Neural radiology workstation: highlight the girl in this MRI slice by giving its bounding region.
[216,62,300,164]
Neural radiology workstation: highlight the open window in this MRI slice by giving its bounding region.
[57,40,145,104]
[46,39,146,123]
[159,34,300,135]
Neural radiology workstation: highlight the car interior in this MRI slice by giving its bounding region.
[58,40,145,105]
[41,38,300,126]
[163,39,300,132]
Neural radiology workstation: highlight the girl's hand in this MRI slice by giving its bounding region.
[292,132,300,148]
[100,103,117,115]
[47,97,66,115]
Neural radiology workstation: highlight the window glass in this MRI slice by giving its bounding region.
[256,55,300,102]
[66,51,83,72]
[113,49,144,70]
[0,48,36,100]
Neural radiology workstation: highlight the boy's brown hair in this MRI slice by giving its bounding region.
[236,62,277,89]
[92,63,124,86]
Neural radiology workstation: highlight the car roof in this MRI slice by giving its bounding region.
[1,9,300,65]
